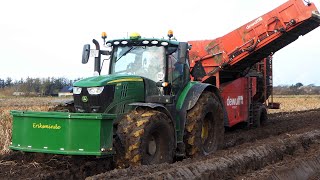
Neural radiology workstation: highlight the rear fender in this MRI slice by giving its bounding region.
[176,82,228,140]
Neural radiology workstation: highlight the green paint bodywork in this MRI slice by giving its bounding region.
[10,74,145,155]
[10,79,208,156]
[176,81,198,110]
[105,80,145,114]
[174,81,198,142]
[10,110,116,155]
[73,74,143,87]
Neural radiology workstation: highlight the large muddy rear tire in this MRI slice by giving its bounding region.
[115,109,175,167]
[184,91,224,157]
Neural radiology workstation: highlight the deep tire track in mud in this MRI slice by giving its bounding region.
[238,149,320,180]
[89,130,320,180]
[1,109,320,180]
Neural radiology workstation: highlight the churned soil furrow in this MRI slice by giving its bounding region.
[0,154,114,180]
[87,130,320,180]
[238,152,320,180]
[0,109,320,180]
[224,109,320,149]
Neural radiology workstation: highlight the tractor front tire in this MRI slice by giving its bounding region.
[115,109,175,167]
[184,91,224,157]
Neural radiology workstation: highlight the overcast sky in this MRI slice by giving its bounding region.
[1,0,319,86]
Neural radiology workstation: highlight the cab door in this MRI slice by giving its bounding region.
[168,42,190,97]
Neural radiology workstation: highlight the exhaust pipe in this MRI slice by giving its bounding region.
[92,39,101,75]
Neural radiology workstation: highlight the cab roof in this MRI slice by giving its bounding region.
[106,38,180,47]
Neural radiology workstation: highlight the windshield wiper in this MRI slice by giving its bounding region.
[116,47,136,62]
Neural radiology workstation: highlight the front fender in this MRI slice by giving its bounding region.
[129,102,173,121]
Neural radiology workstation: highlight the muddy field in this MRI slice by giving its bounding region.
[0,96,320,179]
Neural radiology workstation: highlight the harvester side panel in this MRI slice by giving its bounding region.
[220,78,248,126]
[219,77,259,127]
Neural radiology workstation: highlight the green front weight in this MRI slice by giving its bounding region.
[10,110,116,156]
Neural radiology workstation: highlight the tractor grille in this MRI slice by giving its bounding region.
[73,85,115,113]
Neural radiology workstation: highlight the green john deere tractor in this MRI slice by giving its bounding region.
[10,31,225,167]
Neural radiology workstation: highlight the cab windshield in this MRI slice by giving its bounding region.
[111,46,165,82]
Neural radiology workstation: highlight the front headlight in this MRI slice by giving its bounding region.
[73,87,82,94]
[87,86,104,95]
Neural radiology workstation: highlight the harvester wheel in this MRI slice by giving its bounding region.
[184,91,224,157]
[115,109,175,167]
[253,103,268,127]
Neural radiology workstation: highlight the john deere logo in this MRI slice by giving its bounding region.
[82,96,88,103]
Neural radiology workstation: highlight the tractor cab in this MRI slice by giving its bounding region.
[81,31,191,104]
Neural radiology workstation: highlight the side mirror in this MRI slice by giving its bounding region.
[82,44,90,64]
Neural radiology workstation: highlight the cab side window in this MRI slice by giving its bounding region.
[168,51,187,95]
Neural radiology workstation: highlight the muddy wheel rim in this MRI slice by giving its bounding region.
[201,118,209,143]
[147,135,157,156]
[202,112,216,153]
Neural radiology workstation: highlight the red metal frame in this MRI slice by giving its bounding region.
[189,0,319,83]
[187,0,319,126]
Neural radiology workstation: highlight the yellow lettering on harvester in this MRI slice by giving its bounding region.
[32,123,61,130]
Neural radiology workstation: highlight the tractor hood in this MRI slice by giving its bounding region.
[73,74,143,87]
